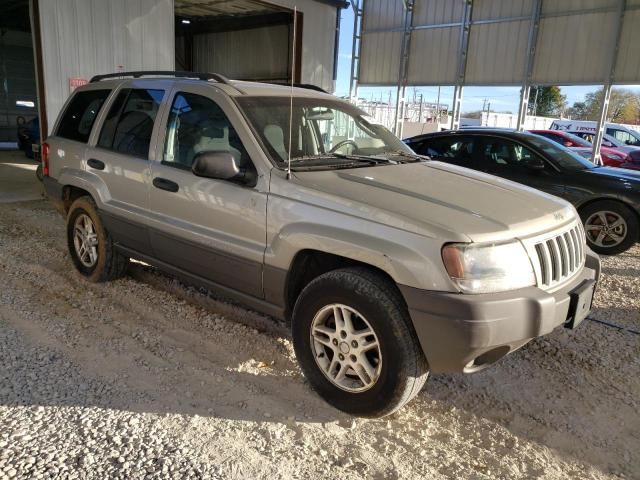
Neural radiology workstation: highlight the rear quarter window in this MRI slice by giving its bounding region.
[56,89,111,143]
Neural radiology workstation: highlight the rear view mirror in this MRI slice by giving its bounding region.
[305,108,334,121]
[192,151,256,186]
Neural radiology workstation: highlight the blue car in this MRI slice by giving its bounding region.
[17,117,40,159]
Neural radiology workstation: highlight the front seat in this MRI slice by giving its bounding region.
[188,118,242,165]
[264,124,288,161]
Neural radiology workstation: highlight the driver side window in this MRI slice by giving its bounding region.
[480,138,542,169]
[163,92,250,170]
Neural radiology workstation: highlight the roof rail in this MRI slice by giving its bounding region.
[89,70,232,83]
[89,70,246,94]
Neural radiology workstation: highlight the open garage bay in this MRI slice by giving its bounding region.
[0,152,638,479]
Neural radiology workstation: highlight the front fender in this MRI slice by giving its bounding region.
[265,219,456,295]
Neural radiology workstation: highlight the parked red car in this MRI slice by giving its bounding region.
[529,129,637,169]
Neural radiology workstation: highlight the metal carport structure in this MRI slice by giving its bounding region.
[349,0,640,163]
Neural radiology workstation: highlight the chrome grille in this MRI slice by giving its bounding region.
[533,223,585,288]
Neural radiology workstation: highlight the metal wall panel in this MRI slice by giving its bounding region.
[541,0,617,14]
[531,11,617,84]
[412,0,464,26]
[465,20,529,85]
[472,0,532,20]
[406,27,460,85]
[192,25,290,81]
[38,0,174,133]
[363,0,405,31]
[614,7,640,83]
[359,31,403,85]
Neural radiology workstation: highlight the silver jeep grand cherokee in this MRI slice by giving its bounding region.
[42,71,600,417]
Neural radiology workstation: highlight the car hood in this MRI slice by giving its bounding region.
[290,161,577,243]
[580,165,640,182]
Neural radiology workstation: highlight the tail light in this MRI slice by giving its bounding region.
[42,142,50,176]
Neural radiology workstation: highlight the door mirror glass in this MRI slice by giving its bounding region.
[192,151,256,186]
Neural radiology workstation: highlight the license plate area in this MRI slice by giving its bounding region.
[565,279,596,329]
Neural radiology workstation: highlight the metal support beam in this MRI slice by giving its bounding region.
[394,0,414,137]
[516,0,542,130]
[592,0,625,165]
[450,86,464,130]
[349,0,364,101]
[450,0,473,129]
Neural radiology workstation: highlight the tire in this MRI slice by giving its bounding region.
[66,196,128,282]
[579,200,639,255]
[35,164,43,182]
[291,267,428,417]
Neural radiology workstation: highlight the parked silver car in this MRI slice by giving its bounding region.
[42,72,600,417]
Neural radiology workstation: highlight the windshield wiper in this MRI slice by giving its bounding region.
[384,150,428,162]
[290,153,394,165]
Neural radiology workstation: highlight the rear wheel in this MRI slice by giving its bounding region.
[292,267,428,417]
[580,200,638,255]
[66,196,128,282]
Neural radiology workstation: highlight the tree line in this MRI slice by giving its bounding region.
[529,86,640,124]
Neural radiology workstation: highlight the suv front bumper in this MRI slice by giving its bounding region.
[400,249,600,373]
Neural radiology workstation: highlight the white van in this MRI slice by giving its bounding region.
[550,120,640,153]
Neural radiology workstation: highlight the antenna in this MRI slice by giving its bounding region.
[286,6,297,180]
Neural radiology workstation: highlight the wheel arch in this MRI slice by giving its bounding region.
[576,196,640,225]
[282,249,408,326]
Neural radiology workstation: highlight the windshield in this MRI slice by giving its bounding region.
[237,96,416,169]
[517,133,597,171]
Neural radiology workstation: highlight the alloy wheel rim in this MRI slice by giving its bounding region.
[585,210,627,248]
[73,213,99,268]
[310,304,382,393]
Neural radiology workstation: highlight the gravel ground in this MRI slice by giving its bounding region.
[0,198,638,480]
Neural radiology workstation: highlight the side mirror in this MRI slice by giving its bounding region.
[192,151,256,186]
[527,158,546,171]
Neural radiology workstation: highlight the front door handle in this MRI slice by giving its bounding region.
[87,158,105,170]
[153,177,179,193]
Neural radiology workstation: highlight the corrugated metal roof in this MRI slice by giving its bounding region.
[532,10,617,84]
[358,0,640,87]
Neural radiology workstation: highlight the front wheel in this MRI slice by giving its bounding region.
[292,267,428,417]
[580,200,639,255]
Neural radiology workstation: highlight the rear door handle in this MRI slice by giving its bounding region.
[87,158,105,170]
[153,177,179,193]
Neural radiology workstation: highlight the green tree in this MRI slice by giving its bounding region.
[567,88,640,123]
[528,86,567,117]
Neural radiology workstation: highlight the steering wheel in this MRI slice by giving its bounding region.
[329,139,359,154]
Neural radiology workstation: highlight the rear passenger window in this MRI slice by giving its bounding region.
[56,90,110,143]
[97,88,164,159]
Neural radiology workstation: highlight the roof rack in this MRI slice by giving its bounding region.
[89,71,249,95]
[89,70,233,84]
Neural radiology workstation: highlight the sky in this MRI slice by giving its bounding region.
[334,7,640,114]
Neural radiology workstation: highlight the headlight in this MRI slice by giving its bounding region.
[605,153,624,161]
[442,241,536,294]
